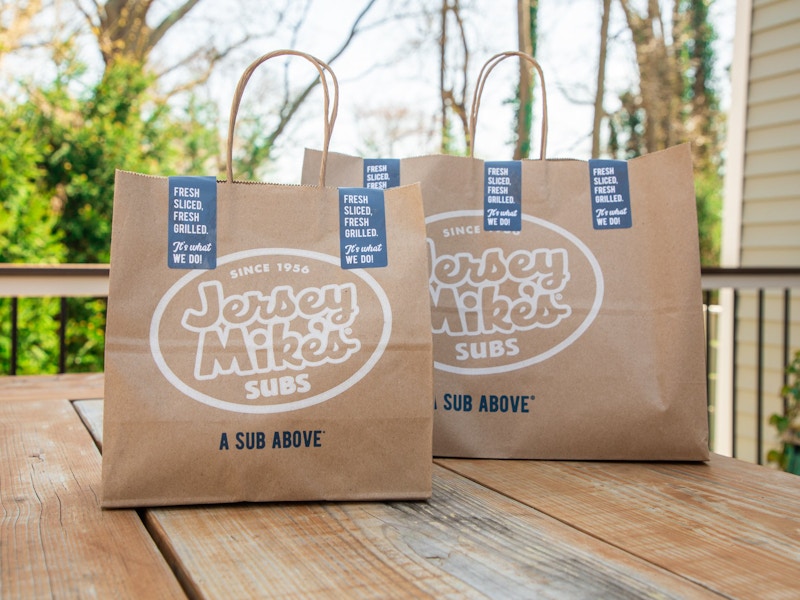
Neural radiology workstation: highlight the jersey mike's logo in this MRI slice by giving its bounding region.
[426,211,603,375]
[150,249,391,413]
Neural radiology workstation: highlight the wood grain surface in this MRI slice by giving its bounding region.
[436,456,800,600]
[142,465,719,599]
[71,396,717,598]
[71,385,719,598]
[0,394,184,598]
[7,375,798,599]
[0,372,104,402]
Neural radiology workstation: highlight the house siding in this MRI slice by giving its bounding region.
[731,0,800,463]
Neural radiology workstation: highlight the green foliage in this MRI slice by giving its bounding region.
[607,91,647,160]
[0,99,65,263]
[0,74,67,375]
[694,163,722,265]
[35,59,217,262]
[65,298,108,373]
[0,51,219,374]
[768,350,800,474]
[606,0,723,266]
[0,298,62,375]
[506,1,538,160]
[439,118,468,157]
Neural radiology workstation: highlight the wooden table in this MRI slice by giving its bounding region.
[3,374,799,599]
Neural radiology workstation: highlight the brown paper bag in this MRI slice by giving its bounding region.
[302,52,709,461]
[102,51,433,507]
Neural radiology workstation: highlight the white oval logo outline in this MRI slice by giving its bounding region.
[150,248,392,413]
[426,210,604,375]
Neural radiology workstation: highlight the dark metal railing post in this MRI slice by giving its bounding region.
[10,298,18,375]
[756,289,765,465]
[704,291,712,409]
[732,290,739,459]
[783,289,791,415]
[59,297,68,374]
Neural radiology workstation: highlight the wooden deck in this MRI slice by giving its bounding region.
[3,374,799,598]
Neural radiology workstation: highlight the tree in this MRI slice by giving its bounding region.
[0,0,386,372]
[0,1,43,57]
[354,105,437,158]
[231,0,381,179]
[617,0,684,151]
[512,0,538,160]
[591,0,612,158]
[608,0,723,264]
[681,0,723,265]
[28,55,217,263]
[0,101,64,263]
[438,0,470,154]
[0,74,67,374]
[84,0,201,67]
[0,49,220,373]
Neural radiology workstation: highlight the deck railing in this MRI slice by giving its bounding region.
[700,267,800,465]
[2,264,800,465]
[0,264,109,375]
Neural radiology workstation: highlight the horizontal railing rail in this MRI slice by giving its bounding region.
[0,264,110,297]
[6,264,798,298]
[1,264,109,375]
[2,264,800,468]
[701,266,800,290]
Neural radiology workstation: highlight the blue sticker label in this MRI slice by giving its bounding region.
[363,158,400,189]
[339,187,388,269]
[589,159,632,230]
[168,176,217,269]
[484,161,522,231]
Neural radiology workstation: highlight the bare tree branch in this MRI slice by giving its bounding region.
[148,0,203,51]
[259,0,381,153]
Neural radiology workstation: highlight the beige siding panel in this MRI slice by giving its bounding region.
[742,197,800,223]
[732,406,784,463]
[750,44,800,81]
[748,71,800,104]
[747,96,800,128]
[743,147,800,177]
[739,228,800,248]
[751,0,800,32]
[750,20,800,56]
[743,172,800,200]
[745,122,800,152]
[741,247,800,264]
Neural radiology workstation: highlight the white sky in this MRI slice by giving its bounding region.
[194,0,737,183]
[5,0,738,183]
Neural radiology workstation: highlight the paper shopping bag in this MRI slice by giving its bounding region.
[302,52,709,461]
[101,51,433,507]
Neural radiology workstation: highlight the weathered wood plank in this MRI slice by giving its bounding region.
[0,373,104,402]
[72,391,719,598]
[142,465,720,599]
[436,455,800,600]
[73,399,104,451]
[0,397,184,598]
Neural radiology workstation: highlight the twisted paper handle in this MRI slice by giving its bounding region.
[226,49,339,187]
[469,51,548,159]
